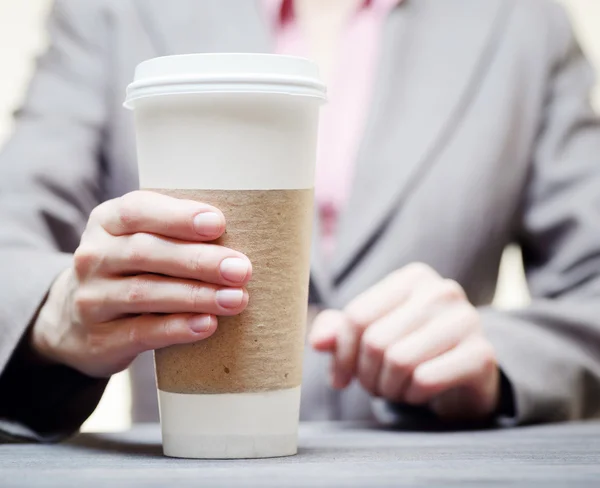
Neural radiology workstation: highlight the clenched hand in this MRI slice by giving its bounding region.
[310,263,499,420]
[32,191,252,378]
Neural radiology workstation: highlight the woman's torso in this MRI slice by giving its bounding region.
[98,0,552,422]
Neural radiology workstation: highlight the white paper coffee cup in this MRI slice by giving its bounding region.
[125,53,326,459]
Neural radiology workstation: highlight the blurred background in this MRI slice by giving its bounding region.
[0,0,599,432]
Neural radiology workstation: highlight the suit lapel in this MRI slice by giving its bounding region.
[331,0,510,285]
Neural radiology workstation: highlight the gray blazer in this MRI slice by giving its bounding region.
[1,0,600,441]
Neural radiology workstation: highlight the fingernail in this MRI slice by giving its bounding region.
[216,289,245,309]
[220,258,250,284]
[194,212,223,237]
[190,315,215,333]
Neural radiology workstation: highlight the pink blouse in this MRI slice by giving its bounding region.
[262,0,401,255]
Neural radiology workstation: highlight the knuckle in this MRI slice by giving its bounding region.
[459,305,480,329]
[430,279,465,303]
[73,245,99,278]
[343,303,366,327]
[72,289,96,320]
[88,201,109,226]
[188,284,209,311]
[389,268,407,281]
[343,304,366,331]
[449,303,480,337]
[477,340,497,370]
[85,327,110,358]
[160,316,179,342]
[315,309,341,325]
[126,233,154,267]
[127,321,144,349]
[361,333,386,359]
[442,279,466,301]
[85,337,104,360]
[412,367,434,389]
[189,248,208,275]
[126,277,150,305]
[384,347,414,373]
[127,319,155,352]
[403,262,435,280]
[348,317,366,334]
[116,193,143,231]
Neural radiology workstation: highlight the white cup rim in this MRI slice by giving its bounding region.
[124,53,327,109]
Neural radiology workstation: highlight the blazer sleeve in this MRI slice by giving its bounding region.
[0,0,111,442]
[482,4,600,424]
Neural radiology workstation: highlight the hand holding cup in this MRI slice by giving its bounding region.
[32,190,251,378]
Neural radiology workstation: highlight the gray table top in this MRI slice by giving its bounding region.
[2,421,599,487]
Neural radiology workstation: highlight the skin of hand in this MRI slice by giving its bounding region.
[31,191,252,378]
[309,263,500,420]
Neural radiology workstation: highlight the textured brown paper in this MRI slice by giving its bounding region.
[147,188,314,394]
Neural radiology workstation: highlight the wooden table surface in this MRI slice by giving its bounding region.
[2,421,599,487]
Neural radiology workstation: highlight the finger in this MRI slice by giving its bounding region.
[75,274,249,323]
[92,191,226,241]
[101,313,219,367]
[357,301,429,395]
[344,263,438,327]
[334,264,438,392]
[329,312,359,389]
[376,305,478,401]
[404,336,497,408]
[309,309,346,352]
[102,233,252,286]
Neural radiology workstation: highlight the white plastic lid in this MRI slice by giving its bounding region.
[124,53,327,109]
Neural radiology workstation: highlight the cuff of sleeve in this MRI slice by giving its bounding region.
[494,368,518,427]
[373,364,517,429]
[480,306,573,425]
[0,328,109,443]
[480,308,534,426]
[0,250,107,442]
